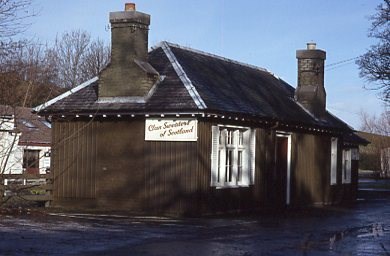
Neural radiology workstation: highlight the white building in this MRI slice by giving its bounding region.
[0,106,51,177]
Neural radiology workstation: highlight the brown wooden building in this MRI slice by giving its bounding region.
[35,4,366,216]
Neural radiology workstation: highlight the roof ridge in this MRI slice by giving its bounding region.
[159,41,207,109]
[33,77,98,113]
[156,41,272,75]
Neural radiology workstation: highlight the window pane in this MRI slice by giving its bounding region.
[23,150,39,168]
[238,130,243,146]
[217,149,221,182]
[225,150,233,182]
[343,160,347,182]
[342,149,352,184]
[227,130,233,145]
[237,150,243,182]
[212,126,255,187]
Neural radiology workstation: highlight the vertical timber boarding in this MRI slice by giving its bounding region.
[96,119,145,210]
[51,117,354,214]
[144,127,199,215]
[292,132,310,205]
[263,130,276,207]
[145,121,271,215]
[254,128,268,206]
[145,120,215,215]
[52,120,97,207]
[291,132,346,206]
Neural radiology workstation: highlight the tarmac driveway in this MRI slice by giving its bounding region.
[0,180,389,256]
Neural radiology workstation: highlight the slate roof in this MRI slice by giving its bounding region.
[0,105,51,146]
[36,41,352,132]
[344,132,370,146]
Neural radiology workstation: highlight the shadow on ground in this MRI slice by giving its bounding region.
[0,179,389,256]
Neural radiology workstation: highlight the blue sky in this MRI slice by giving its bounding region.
[26,0,384,129]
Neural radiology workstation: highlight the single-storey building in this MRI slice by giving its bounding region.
[35,4,366,215]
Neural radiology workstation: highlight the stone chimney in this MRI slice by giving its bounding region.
[99,3,159,102]
[295,43,326,118]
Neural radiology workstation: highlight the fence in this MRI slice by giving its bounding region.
[0,173,52,206]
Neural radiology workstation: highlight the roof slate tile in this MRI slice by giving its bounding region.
[38,42,351,131]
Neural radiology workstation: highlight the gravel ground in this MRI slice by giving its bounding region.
[0,180,389,256]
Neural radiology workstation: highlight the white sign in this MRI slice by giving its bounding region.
[145,118,198,141]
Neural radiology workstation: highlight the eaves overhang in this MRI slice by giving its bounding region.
[47,108,350,136]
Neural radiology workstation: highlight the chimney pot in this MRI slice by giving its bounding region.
[125,3,136,11]
[307,42,316,50]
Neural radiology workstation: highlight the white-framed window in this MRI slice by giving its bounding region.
[342,149,352,184]
[330,137,338,185]
[23,149,40,174]
[211,125,255,188]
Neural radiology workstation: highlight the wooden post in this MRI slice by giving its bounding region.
[0,176,4,203]
[45,174,52,207]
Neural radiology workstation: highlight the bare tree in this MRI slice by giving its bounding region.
[0,0,35,38]
[51,30,110,88]
[0,42,64,107]
[81,38,110,80]
[359,110,390,178]
[0,0,37,59]
[356,0,390,103]
[360,110,390,136]
[51,30,91,88]
[0,0,44,108]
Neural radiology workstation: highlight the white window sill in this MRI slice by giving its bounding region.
[214,184,251,189]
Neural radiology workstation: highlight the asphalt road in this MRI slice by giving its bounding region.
[0,180,389,256]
